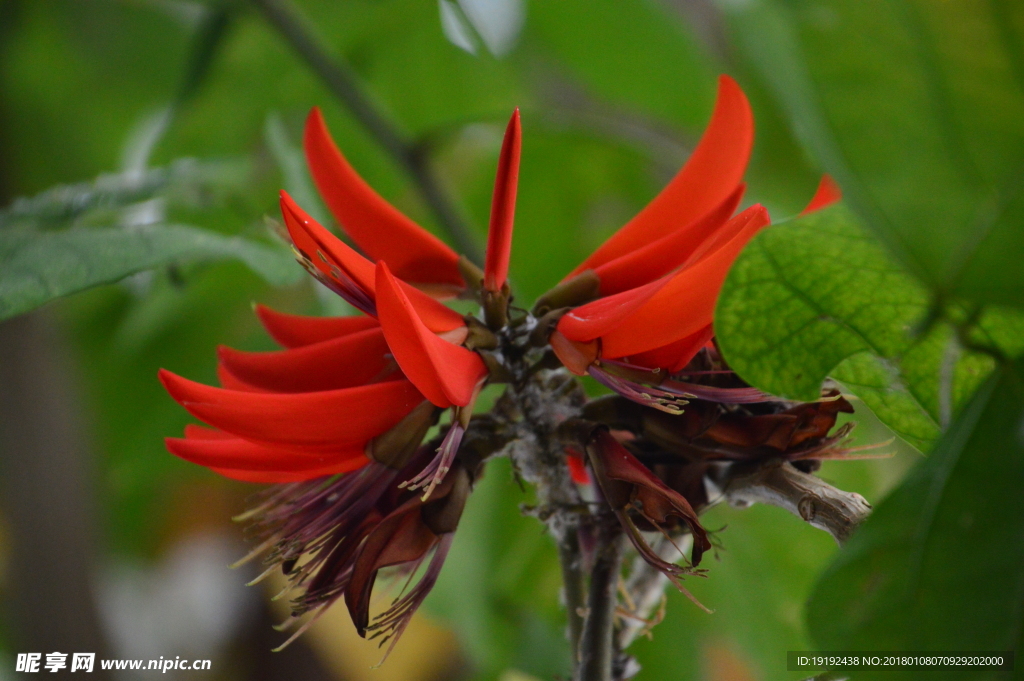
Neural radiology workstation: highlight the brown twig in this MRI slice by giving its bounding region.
[249,0,482,263]
[718,459,872,545]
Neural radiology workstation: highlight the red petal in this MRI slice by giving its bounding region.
[627,325,714,373]
[254,304,378,348]
[281,192,465,333]
[159,369,423,450]
[549,331,598,376]
[800,174,842,215]
[484,109,521,292]
[600,205,769,358]
[304,108,463,287]
[569,75,753,275]
[217,326,396,393]
[592,185,743,295]
[166,434,367,473]
[566,450,591,485]
[217,364,267,392]
[556,276,671,343]
[208,464,363,484]
[375,263,487,407]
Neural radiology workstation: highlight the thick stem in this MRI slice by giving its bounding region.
[559,526,587,659]
[577,521,624,681]
[250,0,482,263]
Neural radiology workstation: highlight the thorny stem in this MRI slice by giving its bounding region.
[249,0,483,263]
[578,520,625,681]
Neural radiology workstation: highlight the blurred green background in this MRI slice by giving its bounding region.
[0,1,1020,680]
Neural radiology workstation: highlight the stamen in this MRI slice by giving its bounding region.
[293,247,377,316]
[399,423,465,500]
[366,533,455,665]
[589,366,688,414]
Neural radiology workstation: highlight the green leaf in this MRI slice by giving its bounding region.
[0,224,300,321]
[717,204,1024,451]
[722,0,1024,308]
[716,205,942,449]
[805,357,1024,679]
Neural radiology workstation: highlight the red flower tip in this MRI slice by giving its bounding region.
[800,174,842,215]
[375,261,487,408]
[484,108,521,293]
[599,204,771,359]
[158,367,425,452]
[569,74,754,276]
[279,190,377,315]
[279,190,465,333]
[216,326,396,394]
[253,304,378,349]
[165,432,367,483]
[304,107,463,288]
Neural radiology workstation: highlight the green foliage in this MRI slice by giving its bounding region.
[805,357,1024,679]
[716,205,1023,451]
[723,0,1024,309]
[0,223,298,321]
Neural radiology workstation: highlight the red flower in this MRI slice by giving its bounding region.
[537,76,839,413]
[160,107,522,650]
[158,77,842,652]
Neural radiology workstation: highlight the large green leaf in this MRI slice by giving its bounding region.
[0,224,299,321]
[722,0,1024,309]
[716,205,1024,451]
[804,357,1024,679]
[717,206,934,449]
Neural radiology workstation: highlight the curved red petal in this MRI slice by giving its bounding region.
[570,75,753,275]
[217,326,396,393]
[159,369,423,450]
[375,263,487,408]
[166,434,367,473]
[627,324,714,373]
[281,192,465,333]
[556,276,671,343]
[600,205,770,358]
[549,331,598,376]
[254,304,378,348]
[216,364,267,392]
[484,109,521,292]
[592,185,743,296]
[304,108,463,288]
[208,463,365,484]
[800,174,842,215]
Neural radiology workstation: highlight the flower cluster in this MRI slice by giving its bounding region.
[161,75,846,655]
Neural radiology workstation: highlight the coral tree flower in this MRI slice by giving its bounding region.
[159,75,842,656]
[537,76,839,413]
[160,107,523,652]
